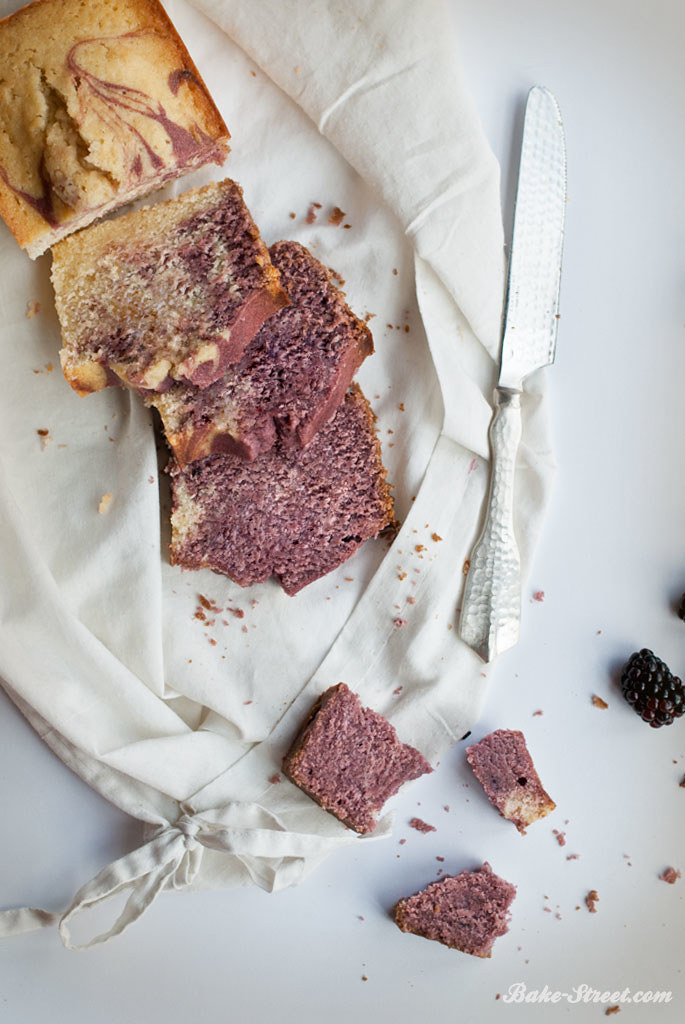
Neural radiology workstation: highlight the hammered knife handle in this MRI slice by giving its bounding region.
[459,387,522,661]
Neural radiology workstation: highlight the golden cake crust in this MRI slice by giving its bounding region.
[0,0,229,257]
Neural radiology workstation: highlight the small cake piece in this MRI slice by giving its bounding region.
[0,0,229,258]
[169,384,395,595]
[393,863,516,957]
[153,240,373,465]
[52,179,288,394]
[466,729,555,833]
[282,682,432,833]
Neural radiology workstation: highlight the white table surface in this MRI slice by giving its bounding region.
[2,1,684,1021]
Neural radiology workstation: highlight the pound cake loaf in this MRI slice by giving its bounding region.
[152,240,373,465]
[52,179,288,394]
[282,682,432,834]
[0,0,229,258]
[169,384,395,595]
[394,863,516,957]
[466,729,556,833]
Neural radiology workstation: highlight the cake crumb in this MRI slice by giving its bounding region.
[431,532,443,542]
[393,686,403,695]
[26,300,41,318]
[409,817,436,834]
[659,866,681,884]
[592,694,609,709]
[305,201,322,223]
[566,853,580,861]
[462,559,470,575]
[605,1007,621,1016]
[36,427,52,451]
[393,617,408,628]
[552,830,567,847]
[98,493,113,514]
[328,206,346,226]
[585,889,599,913]
[268,774,281,784]
[532,590,545,602]
[532,709,544,716]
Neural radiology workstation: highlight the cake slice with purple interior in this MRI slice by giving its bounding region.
[52,178,288,395]
[282,682,432,833]
[466,729,555,833]
[0,0,230,258]
[152,240,373,465]
[168,384,395,595]
[393,863,516,957]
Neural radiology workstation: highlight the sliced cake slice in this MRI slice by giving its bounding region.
[393,863,516,957]
[282,682,432,834]
[151,240,373,465]
[52,179,288,395]
[0,0,229,258]
[168,384,395,595]
[466,729,556,833]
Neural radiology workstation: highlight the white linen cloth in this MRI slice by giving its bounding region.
[0,0,554,948]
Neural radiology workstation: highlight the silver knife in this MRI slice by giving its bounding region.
[459,85,566,662]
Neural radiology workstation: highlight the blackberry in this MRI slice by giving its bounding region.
[620,649,685,728]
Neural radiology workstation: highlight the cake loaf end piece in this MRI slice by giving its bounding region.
[0,0,229,258]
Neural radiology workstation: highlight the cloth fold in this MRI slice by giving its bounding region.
[0,0,554,947]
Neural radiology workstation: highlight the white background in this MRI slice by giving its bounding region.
[1,1,684,1021]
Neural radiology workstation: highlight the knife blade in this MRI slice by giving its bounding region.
[459,85,567,662]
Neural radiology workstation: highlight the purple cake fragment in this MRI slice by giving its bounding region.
[466,729,555,833]
[393,863,516,957]
[282,682,432,833]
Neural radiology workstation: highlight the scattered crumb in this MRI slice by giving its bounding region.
[361,975,368,982]
[36,427,52,451]
[532,709,544,717]
[393,686,403,695]
[462,559,470,575]
[566,853,580,861]
[585,889,599,913]
[393,617,408,628]
[443,805,450,812]
[431,532,443,543]
[328,206,346,226]
[495,993,501,1001]
[98,493,113,515]
[289,211,296,219]
[305,201,322,223]
[605,1008,621,1016]
[659,866,681,884]
[592,694,609,709]
[250,70,257,77]
[26,300,40,318]
[436,856,445,862]
[398,402,405,412]
[208,637,217,647]
[243,700,253,706]
[343,223,351,229]
[409,817,436,834]
[552,830,567,847]
[679,775,685,788]
[268,774,281,784]
[398,838,406,845]
[415,544,425,553]
[392,268,398,275]
[532,590,545,602]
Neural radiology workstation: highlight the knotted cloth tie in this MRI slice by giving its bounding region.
[0,803,389,949]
